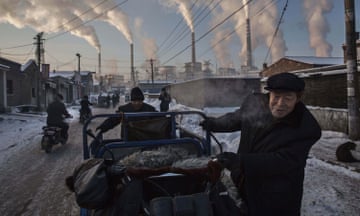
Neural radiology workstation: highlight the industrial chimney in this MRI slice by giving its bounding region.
[98,51,101,75]
[192,31,196,65]
[130,43,135,86]
[246,18,252,68]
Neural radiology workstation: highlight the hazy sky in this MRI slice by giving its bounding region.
[0,0,359,80]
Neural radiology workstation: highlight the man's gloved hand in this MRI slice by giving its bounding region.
[215,152,241,171]
[95,125,105,132]
[95,117,120,133]
[199,117,215,130]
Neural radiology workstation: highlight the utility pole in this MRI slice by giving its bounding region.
[34,32,44,111]
[344,0,360,140]
[76,53,81,99]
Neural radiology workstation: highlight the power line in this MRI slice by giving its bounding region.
[46,0,129,41]
[158,0,218,60]
[48,0,111,33]
[162,0,253,65]
[264,0,288,64]
[1,43,33,50]
[198,0,278,59]
[156,0,198,58]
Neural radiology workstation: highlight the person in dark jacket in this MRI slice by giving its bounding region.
[96,87,157,137]
[158,87,171,112]
[200,72,321,216]
[80,95,93,116]
[47,93,72,142]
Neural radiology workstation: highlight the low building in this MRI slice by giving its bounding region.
[260,56,344,77]
[259,56,360,109]
[0,57,39,109]
[0,63,10,112]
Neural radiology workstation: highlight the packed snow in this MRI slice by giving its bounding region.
[0,98,359,215]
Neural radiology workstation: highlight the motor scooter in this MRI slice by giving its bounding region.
[41,126,66,153]
[41,115,72,153]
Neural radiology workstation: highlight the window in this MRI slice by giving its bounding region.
[7,80,13,94]
[32,88,36,97]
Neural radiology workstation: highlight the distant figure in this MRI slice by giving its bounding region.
[106,95,111,108]
[158,87,171,112]
[112,93,119,108]
[80,95,92,116]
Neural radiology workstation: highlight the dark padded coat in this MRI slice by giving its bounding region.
[207,93,321,216]
[47,100,71,125]
[97,102,157,135]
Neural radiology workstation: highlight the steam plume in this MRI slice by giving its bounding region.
[210,29,232,67]
[92,0,133,43]
[159,0,194,32]
[242,0,249,18]
[0,0,101,51]
[134,17,159,80]
[212,0,287,66]
[0,0,134,51]
[303,0,333,57]
[134,18,158,60]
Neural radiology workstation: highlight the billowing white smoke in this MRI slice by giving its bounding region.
[159,0,195,32]
[0,0,133,51]
[134,17,159,80]
[91,0,133,43]
[303,0,333,57]
[210,29,233,68]
[212,0,287,66]
[134,18,158,61]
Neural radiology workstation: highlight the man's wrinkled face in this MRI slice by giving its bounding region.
[131,100,143,110]
[269,91,299,119]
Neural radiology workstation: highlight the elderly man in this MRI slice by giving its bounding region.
[201,72,321,216]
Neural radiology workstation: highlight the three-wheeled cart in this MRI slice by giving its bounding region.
[79,111,221,216]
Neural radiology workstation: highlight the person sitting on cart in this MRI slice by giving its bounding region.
[96,87,157,136]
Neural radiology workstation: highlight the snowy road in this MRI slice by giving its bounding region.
[0,107,120,215]
[0,105,359,216]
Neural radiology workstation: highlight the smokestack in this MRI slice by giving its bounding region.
[130,43,135,86]
[246,18,252,68]
[192,31,196,65]
[98,51,101,75]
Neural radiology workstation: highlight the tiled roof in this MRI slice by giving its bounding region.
[285,56,344,65]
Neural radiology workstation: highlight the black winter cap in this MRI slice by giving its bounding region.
[130,87,144,101]
[264,72,305,92]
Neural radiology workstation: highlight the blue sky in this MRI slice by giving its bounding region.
[0,0,359,80]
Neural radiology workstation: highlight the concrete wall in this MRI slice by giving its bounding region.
[168,77,261,109]
[309,107,348,133]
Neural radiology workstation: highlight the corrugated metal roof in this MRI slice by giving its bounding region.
[285,56,344,65]
[49,71,74,78]
[49,70,93,78]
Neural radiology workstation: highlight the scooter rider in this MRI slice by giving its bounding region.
[47,93,72,143]
[80,95,93,117]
